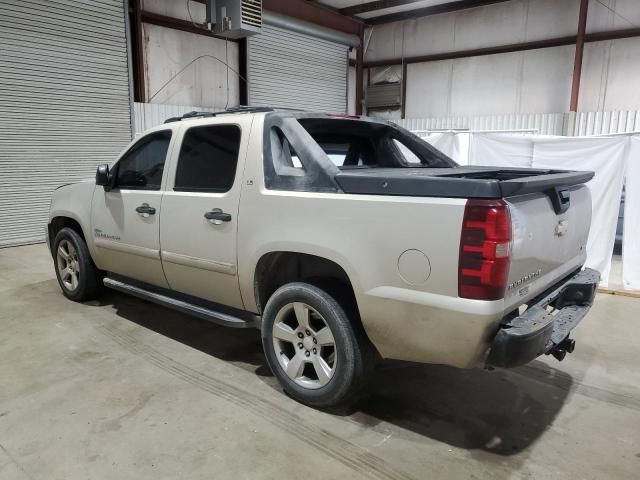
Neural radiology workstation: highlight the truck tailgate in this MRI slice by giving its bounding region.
[504,185,591,311]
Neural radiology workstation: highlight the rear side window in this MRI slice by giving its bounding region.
[174,125,241,193]
[115,130,172,190]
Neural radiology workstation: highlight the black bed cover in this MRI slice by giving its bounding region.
[334,166,594,199]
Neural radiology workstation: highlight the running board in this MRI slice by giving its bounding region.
[103,277,258,329]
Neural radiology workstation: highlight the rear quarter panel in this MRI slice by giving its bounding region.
[237,116,504,367]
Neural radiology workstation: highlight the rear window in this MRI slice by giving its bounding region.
[297,117,454,169]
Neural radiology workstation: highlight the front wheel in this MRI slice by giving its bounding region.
[261,282,373,408]
[53,227,102,302]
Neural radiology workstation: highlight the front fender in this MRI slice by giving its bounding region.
[48,180,97,254]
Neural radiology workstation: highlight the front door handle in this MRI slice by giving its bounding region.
[204,209,232,225]
[136,203,156,217]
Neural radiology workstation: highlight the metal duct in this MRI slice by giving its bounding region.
[262,11,359,48]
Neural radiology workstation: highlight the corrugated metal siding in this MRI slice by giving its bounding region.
[396,111,640,137]
[247,23,348,112]
[0,0,132,247]
[396,113,567,136]
[565,111,640,136]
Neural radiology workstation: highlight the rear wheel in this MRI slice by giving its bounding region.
[53,227,102,302]
[261,282,373,408]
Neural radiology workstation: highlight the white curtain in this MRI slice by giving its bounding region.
[469,133,533,168]
[423,133,468,165]
[532,137,627,287]
[420,130,637,288]
[623,136,640,290]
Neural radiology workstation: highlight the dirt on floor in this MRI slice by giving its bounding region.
[0,243,639,480]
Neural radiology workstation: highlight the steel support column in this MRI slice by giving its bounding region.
[570,0,589,112]
[131,0,145,102]
[355,26,364,115]
[401,62,407,119]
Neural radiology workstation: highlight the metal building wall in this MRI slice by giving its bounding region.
[0,0,133,247]
[365,0,640,118]
[142,23,240,108]
[395,110,640,137]
[247,23,349,112]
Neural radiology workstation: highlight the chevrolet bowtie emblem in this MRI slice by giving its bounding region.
[555,220,568,236]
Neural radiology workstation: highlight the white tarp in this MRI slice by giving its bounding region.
[423,133,467,164]
[434,132,630,287]
[531,137,627,287]
[469,133,534,168]
[623,136,640,290]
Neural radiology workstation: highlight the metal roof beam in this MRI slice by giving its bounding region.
[339,0,421,16]
[363,27,640,67]
[365,0,512,25]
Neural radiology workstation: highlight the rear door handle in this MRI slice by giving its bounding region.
[204,210,232,224]
[136,203,156,217]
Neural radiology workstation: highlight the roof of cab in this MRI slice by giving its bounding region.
[163,106,280,124]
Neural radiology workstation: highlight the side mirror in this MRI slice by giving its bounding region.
[96,164,111,190]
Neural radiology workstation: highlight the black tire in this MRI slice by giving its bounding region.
[53,227,102,302]
[261,282,374,408]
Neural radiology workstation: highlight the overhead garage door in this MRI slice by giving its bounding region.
[0,0,133,247]
[247,20,349,113]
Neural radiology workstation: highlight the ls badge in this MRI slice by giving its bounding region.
[555,220,568,236]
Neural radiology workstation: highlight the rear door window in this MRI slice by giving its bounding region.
[174,125,241,193]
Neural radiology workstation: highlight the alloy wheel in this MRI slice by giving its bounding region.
[271,302,337,389]
[56,239,80,291]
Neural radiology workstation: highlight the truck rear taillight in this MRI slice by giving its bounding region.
[458,199,512,301]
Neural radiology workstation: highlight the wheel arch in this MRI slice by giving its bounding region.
[253,251,360,320]
[48,216,87,254]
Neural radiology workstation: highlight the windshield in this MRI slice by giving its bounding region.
[297,117,456,169]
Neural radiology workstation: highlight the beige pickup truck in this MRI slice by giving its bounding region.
[47,107,599,407]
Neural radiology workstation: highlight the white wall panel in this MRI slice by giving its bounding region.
[364,0,581,63]
[452,0,529,49]
[519,45,575,113]
[523,0,580,40]
[579,37,640,112]
[143,24,239,109]
[406,45,575,118]
[364,0,640,118]
[405,61,453,118]
[449,52,520,115]
[587,0,640,33]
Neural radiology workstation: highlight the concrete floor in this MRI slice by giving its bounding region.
[1,244,639,480]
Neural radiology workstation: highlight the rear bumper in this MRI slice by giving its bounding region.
[487,268,600,368]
